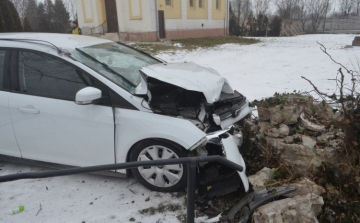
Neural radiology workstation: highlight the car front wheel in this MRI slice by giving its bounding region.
[129,140,187,192]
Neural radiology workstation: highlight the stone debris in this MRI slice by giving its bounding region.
[253,194,324,223]
[246,95,346,223]
[302,136,317,149]
[248,167,274,191]
[284,178,326,198]
[300,113,326,132]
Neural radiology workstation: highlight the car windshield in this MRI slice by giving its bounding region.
[71,42,160,94]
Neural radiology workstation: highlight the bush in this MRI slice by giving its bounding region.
[269,16,282,36]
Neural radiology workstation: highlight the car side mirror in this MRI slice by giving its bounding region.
[75,87,102,105]
[134,72,148,96]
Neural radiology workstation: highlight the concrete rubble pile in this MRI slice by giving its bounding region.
[245,95,345,223]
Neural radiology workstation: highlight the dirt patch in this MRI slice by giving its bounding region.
[139,203,182,215]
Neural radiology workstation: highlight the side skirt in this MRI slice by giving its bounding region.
[0,154,128,178]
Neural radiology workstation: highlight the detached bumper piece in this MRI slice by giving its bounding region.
[227,187,297,223]
[203,127,249,192]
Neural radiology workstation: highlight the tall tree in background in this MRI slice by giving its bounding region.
[63,0,77,21]
[53,0,70,33]
[232,0,242,35]
[252,0,271,34]
[293,0,309,32]
[269,15,282,36]
[307,0,330,31]
[23,17,33,32]
[240,0,252,36]
[36,2,47,32]
[25,0,38,31]
[10,0,29,23]
[0,5,6,32]
[276,0,298,19]
[0,0,23,32]
[339,0,354,18]
[8,0,23,31]
[44,0,55,32]
[229,4,241,35]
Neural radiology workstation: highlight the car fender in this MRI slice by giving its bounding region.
[115,108,206,173]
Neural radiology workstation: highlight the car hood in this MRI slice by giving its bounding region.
[140,62,234,103]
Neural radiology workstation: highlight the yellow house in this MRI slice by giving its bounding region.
[76,0,229,41]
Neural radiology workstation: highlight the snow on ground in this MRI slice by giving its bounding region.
[0,34,358,223]
[158,34,358,101]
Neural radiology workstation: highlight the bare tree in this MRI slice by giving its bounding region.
[252,0,271,35]
[357,0,360,15]
[241,0,252,36]
[230,0,252,36]
[275,0,298,19]
[322,0,331,31]
[338,0,355,18]
[63,0,77,21]
[293,0,308,31]
[253,0,271,17]
[307,0,329,31]
[232,0,242,33]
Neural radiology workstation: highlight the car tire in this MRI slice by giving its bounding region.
[129,139,188,192]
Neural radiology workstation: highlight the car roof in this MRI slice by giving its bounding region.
[0,33,113,51]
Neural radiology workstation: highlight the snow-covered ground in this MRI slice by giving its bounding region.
[0,34,358,223]
[158,34,358,101]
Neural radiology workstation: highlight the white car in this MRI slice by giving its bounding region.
[0,33,253,192]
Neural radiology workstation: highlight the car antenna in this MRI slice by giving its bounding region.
[0,38,63,54]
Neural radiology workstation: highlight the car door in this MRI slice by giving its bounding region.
[8,50,115,167]
[0,50,22,157]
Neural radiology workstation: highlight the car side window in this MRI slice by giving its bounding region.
[17,50,110,104]
[0,50,5,90]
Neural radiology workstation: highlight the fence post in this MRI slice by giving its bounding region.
[186,162,197,223]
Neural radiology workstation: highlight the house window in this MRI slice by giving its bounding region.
[189,0,194,7]
[165,0,171,6]
[216,0,220,10]
[199,0,203,8]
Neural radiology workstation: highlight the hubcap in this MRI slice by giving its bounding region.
[137,145,183,188]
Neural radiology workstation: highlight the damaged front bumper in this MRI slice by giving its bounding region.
[221,134,249,192]
[198,128,249,192]
[213,100,254,129]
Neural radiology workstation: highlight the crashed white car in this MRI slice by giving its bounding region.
[0,34,253,192]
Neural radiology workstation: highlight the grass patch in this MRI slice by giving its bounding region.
[132,36,259,54]
[139,203,182,215]
[173,36,259,48]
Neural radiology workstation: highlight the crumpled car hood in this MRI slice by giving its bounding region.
[140,62,234,103]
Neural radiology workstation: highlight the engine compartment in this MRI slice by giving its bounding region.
[146,77,247,133]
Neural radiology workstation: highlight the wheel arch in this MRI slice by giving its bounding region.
[126,138,188,163]
[125,137,189,176]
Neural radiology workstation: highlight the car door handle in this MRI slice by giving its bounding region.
[17,107,40,114]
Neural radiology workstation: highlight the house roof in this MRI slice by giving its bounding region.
[0,33,113,51]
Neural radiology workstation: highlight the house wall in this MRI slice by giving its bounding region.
[77,0,229,41]
[160,0,228,39]
[116,0,158,41]
[212,0,226,20]
[157,0,182,19]
[77,0,107,35]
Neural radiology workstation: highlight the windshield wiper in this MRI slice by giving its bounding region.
[75,48,136,88]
